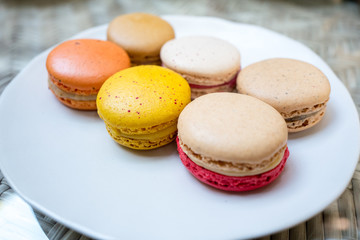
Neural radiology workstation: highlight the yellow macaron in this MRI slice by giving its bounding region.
[97,65,191,150]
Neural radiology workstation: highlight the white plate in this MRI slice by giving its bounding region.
[0,15,359,240]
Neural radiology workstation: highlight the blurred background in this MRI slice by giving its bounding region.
[0,0,359,239]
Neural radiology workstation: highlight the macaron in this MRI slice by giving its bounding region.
[46,39,130,110]
[237,58,331,132]
[160,36,241,99]
[97,65,191,150]
[107,13,175,66]
[177,93,289,191]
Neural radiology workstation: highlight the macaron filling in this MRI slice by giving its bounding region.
[131,55,161,66]
[106,122,178,141]
[106,122,178,150]
[188,71,239,89]
[286,108,326,131]
[177,137,289,191]
[285,109,323,122]
[178,137,287,177]
[48,78,97,101]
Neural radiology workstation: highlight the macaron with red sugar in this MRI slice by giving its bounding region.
[46,39,130,110]
[160,36,241,99]
[177,93,289,191]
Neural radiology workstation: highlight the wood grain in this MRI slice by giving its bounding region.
[306,213,324,239]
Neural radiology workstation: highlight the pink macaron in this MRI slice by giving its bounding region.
[177,93,289,191]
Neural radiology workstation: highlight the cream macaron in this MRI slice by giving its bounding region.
[237,58,331,132]
[177,93,289,191]
[160,36,241,99]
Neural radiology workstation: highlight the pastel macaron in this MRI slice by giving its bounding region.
[237,58,331,132]
[46,39,130,110]
[177,93,289,191]
[97,65,191,150]
[107,13,175,66]
[160,36,241,99]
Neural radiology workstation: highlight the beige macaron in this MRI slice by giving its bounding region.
[160,36,241,99]
[178,93,288,178]
[237,58,331,132]
[107,13,175,66]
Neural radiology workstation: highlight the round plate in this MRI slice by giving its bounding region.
[0,15,359,239]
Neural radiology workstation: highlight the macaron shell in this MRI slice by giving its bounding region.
[236,58,331,114]
[50,91,97,110]
[110,133,176,150]
[190,82,236,99]
[46,39,130,92]
[177,137,290,192]
[287,107,326,132]
[106,123,177,150]
[48,78,97,101]
[188,72,239,99]
[107,13,175,58]
[179,136,287,177]
[178,93,288,164]
[97,65,191,132]
[175,69,239,87]
[160,36,241,79]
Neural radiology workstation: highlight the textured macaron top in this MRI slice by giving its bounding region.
[107,13,175,57]
[46,39,130,93]
[160,36,240,78]
[237,58,331,115]
[178,93,288,165]
[97,65,191,131]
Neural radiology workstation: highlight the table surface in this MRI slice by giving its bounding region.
[0,0,360,239]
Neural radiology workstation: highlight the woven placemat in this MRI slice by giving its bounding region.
[0,0,359,239]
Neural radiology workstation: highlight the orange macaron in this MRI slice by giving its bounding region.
[46,39,130,110]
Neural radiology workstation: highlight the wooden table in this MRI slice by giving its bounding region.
[0,0,359,239]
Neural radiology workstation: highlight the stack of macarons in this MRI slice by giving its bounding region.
[175,58,330,191]
[45,12,332,193]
